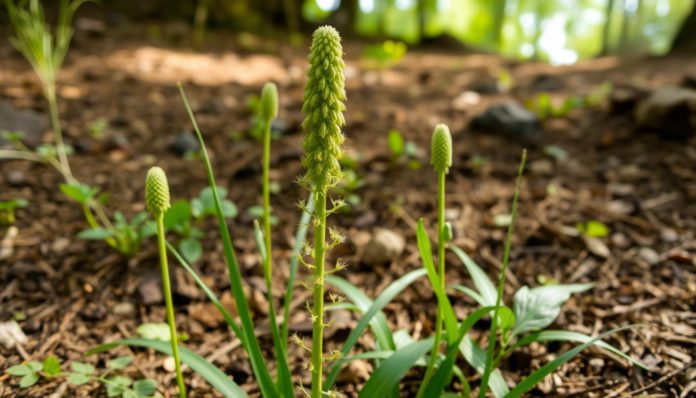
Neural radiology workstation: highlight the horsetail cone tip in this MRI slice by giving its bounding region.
[431,124,452,174]
[302,25,346,193]
[145,167,171,217]
[260,82,279,121]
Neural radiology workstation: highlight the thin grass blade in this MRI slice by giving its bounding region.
[358,337,434,398]
[324,268,427,388]
[504,325,640,398]
[87,338,248,398]
[178,83,277,398]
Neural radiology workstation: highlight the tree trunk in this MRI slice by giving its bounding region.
[673,3,696,49]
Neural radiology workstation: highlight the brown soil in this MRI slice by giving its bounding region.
[1,24,695,397]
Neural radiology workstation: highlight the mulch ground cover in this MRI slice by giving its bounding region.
[1,24,694,397]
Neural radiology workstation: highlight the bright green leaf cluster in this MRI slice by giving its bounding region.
[301,25,346,193]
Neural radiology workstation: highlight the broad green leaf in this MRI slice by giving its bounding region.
[575,220,609,238]
[70,362,95,375]
[6,364,32,376]
[163,200,192,230]
[451,246,497,307]
[513,284,594,335]
[27,361,42,372]
[67,372,91,385]
[42,355,61,376]
[133,378,158,396]
[459,337,509,398]
[325,268,427,388]
[106,375,132,397]
[179,237,202,264]
[19,372,39,388]
[505,326,639,397]
[220,200,238,219]
[78,227,114,240]
[416,220,458,344]
[136,323,171,342]
[359,338,434,397]
[88,337,249,398]
[107,356,133,370]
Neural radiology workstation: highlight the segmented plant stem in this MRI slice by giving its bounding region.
[156,215,187,398]
[310,191,327,398]
[419,171,447,396]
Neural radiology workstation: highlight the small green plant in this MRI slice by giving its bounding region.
[5,0,91,180]
[527,82,613,120]
[362,40,407,69]
[61,182,154,256]
[164,186,238,263]
[387,129,422,170]
[0,198,28,225]
[335,169,365,209]
[87,117,109,139]
[418,124,453,396]
[4,1,151,259]
[5,355,160,397]
[145,167,186,398]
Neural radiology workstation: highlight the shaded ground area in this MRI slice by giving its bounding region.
[1,25,695,397]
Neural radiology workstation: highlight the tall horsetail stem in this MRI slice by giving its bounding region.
[145,167,186,398]
[259,82,294,396]
[302,25,346,398]
[419,124,453,396]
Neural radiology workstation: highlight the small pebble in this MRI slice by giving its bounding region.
[638,247,660,265]
[6,170,26,187]
[113,302,135,316]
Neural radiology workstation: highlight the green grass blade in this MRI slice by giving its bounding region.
[509,330,649,370]
[178,83,277,398]
[416,219,458,345]
[450,246,497,307]
[252,222,293,396]
[480,149,526,398]
[504,325,640,398]
[281,194,314,349]
[423,306,496,397]
[358,337,434,398]
[459,336,509,398]
[325,274,394,351]
[166,242,245,346]
[325,268,427,388]
[87,338,249,398]
[449,284,487,307]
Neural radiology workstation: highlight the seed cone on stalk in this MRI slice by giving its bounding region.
[145,167,171,217]
[431,124,452,174]
[301,25,346,194]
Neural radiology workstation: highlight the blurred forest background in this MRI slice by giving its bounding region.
[21,0,692,65]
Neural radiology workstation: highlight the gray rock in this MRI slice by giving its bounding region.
[635,86,696,137]
[471,101,542,142]
[168,132,200,156]
[0,101,46,148]
[361,228,405,265]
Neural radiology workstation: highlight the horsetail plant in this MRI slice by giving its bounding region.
[301,25,347,398]
[257,81,294,396]
[145,167,186,398]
